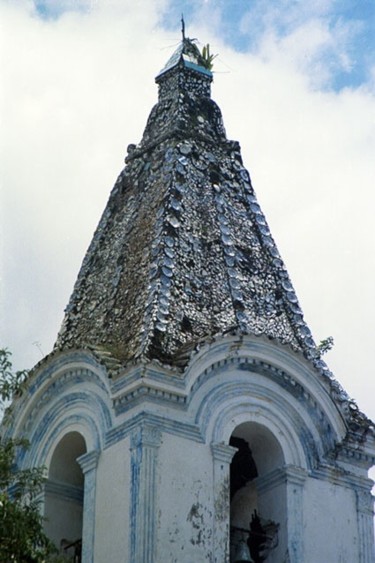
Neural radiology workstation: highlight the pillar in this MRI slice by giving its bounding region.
[356,488,375,563]
[211,442,238,563]
[77,449,100,563]
[285,465,307,563]
[130,423,162,563]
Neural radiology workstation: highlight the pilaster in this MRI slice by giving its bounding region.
[284,466,307,563]
[356,488,375,563]
[77,450,100,563]
[130,423,162,563]
[256,465,307,563]
[211,442,238,562]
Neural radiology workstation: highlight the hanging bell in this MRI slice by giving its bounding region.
[234,538,253,562]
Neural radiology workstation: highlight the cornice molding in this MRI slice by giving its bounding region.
[105,411,203,449]
[77,450,100,474]
[256,465,308,494]
[211,442,238,464]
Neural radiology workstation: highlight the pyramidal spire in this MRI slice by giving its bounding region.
[55,38,325,371]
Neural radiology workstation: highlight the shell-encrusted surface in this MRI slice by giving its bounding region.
[55,40,323,369]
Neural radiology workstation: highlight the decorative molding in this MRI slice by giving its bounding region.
[77,450,100,474]
[197,379,318,470]
[284,465,308,486]
[105,411,202,449]
[211,442,238,464]
[26,349,112,396]
[20,367,112,438]
[189,356,333,445]
[256,465,307,495]
[110,362,184,393]
[190,355,335,447]
[334,440,375,470]
[28,410,101,472]
[356,489,374,516]
[311,465,373,491]
[130,423,162,450]
[99,338,339,465]
[186,334,374,441]
[130,422,162,563]
[113,382,187,415]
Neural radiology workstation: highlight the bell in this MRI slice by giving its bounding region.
[234,539,253,562]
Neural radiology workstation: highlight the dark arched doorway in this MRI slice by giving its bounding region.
[44,431,86,559]
[229,422,283,562]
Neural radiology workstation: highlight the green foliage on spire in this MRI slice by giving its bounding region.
[318,336,334,356]
[200,44,217,71]
[183,38,217,71]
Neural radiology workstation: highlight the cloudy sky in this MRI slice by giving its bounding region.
[1,0,374,450]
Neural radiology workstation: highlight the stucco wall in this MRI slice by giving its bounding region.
[156,434,214,562]
[94,439,131,561]
[303,477,359,562]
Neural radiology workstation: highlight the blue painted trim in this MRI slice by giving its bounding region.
[190,357,335,452]
[28,350,111,395]
[110,364,184,394]
[15,410,97,471]
[195,376,319,469]
[6,351,113,441]
[183,59,213,77]
[105,411,202,449]
[130,428,142,563]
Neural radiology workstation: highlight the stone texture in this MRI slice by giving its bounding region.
[55,38,322,370]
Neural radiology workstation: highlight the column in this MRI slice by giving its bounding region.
[356,488,375,563]
[211,442,238,563]
[284,466,307,563]
[77,450,100,563]
[130,423,162,563]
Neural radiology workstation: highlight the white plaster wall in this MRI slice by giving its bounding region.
[94,439,131,562]
[303,477,359,562]
[156,433,214,562]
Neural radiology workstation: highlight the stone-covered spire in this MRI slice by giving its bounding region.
[55,39,324,369]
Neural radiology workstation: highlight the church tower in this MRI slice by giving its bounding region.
[6,36,375,562]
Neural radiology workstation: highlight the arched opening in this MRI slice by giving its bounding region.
[229,422,284,563]
[44,431,86,560]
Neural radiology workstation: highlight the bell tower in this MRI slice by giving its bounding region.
[6,35,375,562]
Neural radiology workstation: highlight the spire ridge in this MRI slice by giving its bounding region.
[55,38,324,372]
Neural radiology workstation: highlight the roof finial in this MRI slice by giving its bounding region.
[181,14,185,41]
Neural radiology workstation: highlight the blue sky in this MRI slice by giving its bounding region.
[163,0,375,91]
[33,0,90,19]
[32,0,375,91]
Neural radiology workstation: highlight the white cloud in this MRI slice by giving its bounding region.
[1,1,374,478]
[236,0,368,90]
